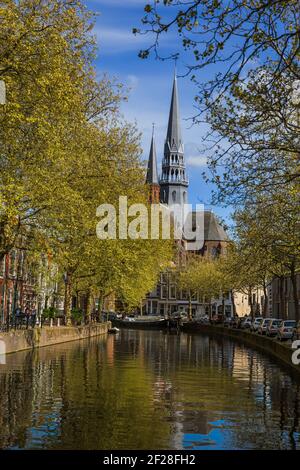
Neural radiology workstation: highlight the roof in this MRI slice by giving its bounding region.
[186,210,229,242]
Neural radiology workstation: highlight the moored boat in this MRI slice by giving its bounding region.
[108,327,120,334]
[112,318,168,330]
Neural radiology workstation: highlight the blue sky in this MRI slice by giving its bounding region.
[86,0,232,224]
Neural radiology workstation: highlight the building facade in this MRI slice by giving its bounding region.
[0,250,37,324]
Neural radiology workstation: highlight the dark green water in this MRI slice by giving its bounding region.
[0,329,300,450]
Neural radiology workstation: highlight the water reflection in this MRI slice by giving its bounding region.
[0,330,299,449]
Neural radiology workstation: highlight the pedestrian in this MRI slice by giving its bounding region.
[24,305,30,329]
[14,304,22,329]
[30,303,37,329]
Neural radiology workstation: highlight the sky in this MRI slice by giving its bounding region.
[86,0,233,224]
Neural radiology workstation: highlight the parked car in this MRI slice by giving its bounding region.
[293,320,300,340]
[277,320,297,341]
[250,317,263,332]
[266,319,283,337]
[241,317,252,329]
[197,315,210,325]
[257,318,273,335]
[223,317,232,327]
[230,317,240,329]
[211,313,224,324]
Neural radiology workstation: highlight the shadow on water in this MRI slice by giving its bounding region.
[0,329,299,450]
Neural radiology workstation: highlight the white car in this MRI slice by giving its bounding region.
[258,318,273,335]
[198,315,210,325]
[277,320,296,341]
[250,317,263,332]
[241,317,252,329]
[266,319,283,337]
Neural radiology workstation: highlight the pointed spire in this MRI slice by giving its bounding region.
[166,71,182,152]
[146,125,159,184]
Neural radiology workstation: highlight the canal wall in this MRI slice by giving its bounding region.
[0,323,110,355]
[183,324,300,376]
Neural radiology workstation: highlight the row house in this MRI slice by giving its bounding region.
[0,250,36,323]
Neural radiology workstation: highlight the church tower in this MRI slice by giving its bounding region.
[160,73,188,207]
[146,126,160,204]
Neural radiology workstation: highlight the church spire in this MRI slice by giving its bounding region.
[146,124,158,185]
[146,125,160,204]
[160,72,188,207]
[165,72,182,153]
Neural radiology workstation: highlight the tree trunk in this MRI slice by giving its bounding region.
[85,288,92,325]
[290,265,300,322]
[64,272,72,326]
[278,276,286,320]
[231,290,236,317]
[248,287,254,320]
[222,297,225,319]
[188,291,192,321]
[210,303,213,321]
[263,283,268,318]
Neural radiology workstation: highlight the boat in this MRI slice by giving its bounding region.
[108,327,120,334]
[112,318,169,330]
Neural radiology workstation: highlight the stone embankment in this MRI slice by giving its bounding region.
[0,323,110,355]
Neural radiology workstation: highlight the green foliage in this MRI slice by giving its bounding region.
[42,307,59,320]
[0,0,174,320]
[71,309,84,324]
[177,254,229,302]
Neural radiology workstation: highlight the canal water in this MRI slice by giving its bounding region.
[0,329,299,450]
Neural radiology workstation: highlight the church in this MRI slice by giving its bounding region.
[144,73,231,318]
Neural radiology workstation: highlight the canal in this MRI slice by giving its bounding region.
[0,329,299,450]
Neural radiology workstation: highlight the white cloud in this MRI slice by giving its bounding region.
[94,27,149,54]
[184,142,207,167]
[91,0,144,6]
[186,155,207,167]
[126,74,139,90]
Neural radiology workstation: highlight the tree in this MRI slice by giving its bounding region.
[204,67,300,206]
[0,1,174,325]
[137,1,300,204]
[0,0,100,260]
[177,254,230,319]
[223,183,300,320]
[137,1,299,99]
[220,242,271,318]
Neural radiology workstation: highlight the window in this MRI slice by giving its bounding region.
[225,305,232,317]
[172,190,176,202]
[161,285,168,299]
[181,289,188,300]
[191,291,197,301]
[170,285,176,299]
[9,250,16,277]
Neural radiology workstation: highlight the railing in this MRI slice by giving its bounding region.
[0,315,37,332]
[0,312,107,332]
[159,175,189,184]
